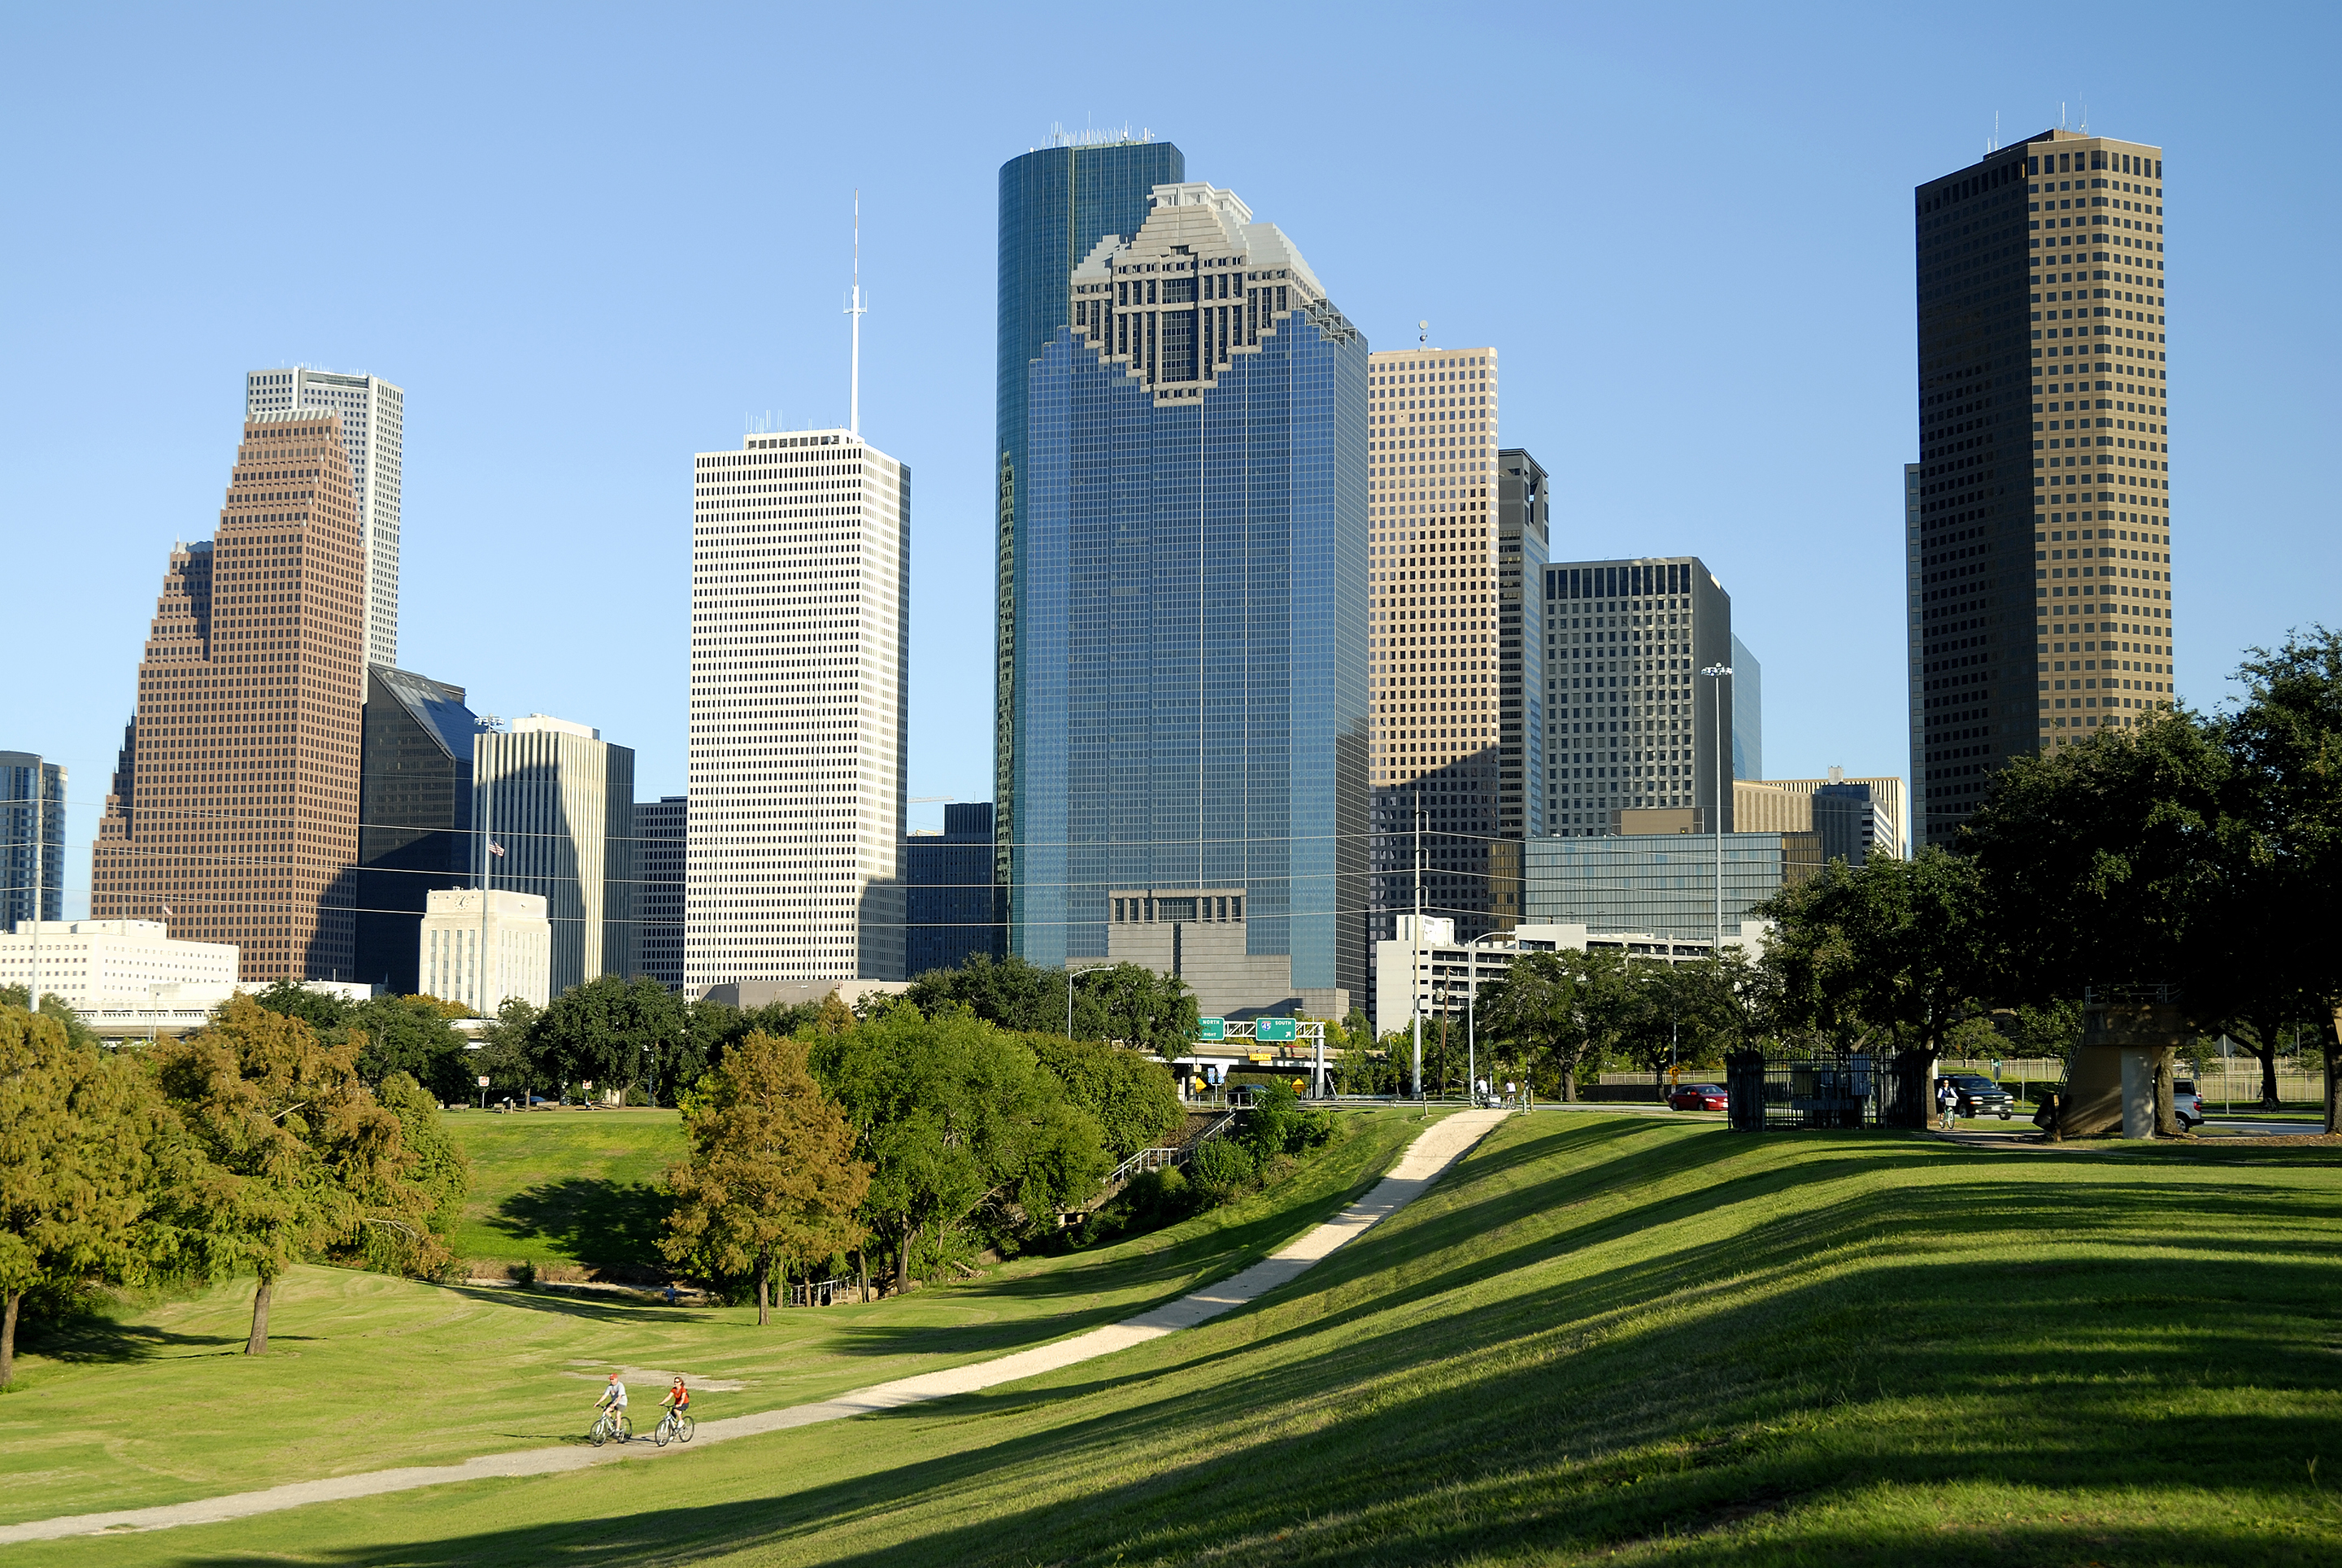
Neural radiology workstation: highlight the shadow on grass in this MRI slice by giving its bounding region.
[485,1178,671,1273]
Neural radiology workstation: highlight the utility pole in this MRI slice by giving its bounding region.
[1700,663,1735,955]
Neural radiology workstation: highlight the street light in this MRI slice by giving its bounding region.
[1464,929,1509,1107]
[1700,663,1735,956]
[1064,959,1112,1041]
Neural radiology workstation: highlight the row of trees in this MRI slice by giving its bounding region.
[902,956,1203,1056]
[660,1000,1186,1320]
[1452,631,2342,1125]
[0,995,464,1385]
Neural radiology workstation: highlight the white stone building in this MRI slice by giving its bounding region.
[0,919,240,1009]
[420,888,551,1012]
[687,427,909,995]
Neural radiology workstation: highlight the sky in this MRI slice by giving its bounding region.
[5,2,2335,917]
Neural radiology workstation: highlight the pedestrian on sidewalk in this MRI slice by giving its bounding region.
[1935,1075,1958,1132]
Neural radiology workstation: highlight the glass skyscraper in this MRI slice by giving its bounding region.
[1009,179,1369,1014]
[995,134,1185,900]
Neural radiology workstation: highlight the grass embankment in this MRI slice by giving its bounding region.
[44,1111,2342,1567]
[0,1109,1421,1528]
[440,1107,686,1272]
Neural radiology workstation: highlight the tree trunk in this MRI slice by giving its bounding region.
[1561,1063,1577,1103]
[755,1252,771,1326]
[2,1289,20,1389]
[858,1248,868,1304]
[246,1274,274,1357]
[895,1221,912,1295]
[2256,1041,2281,1111]
[2324,1011,2342,1138]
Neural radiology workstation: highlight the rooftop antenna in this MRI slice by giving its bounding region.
[844,190,866,438]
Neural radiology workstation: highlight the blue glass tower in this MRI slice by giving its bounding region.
[1011,181,1369,1010]
[995,137,1186,896]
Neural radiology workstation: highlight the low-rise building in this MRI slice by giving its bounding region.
[419,889,551,1013]
[1371,914,1769,1038]
[1107,888,1347,1021]
[0,919,239,1009]
[1524,830,1822,945]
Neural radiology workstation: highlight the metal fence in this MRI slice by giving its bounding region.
[1725,1051,1928,1131]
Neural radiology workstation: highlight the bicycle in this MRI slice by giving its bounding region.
[652,1408,696,1447]
[589,1407,632,1447]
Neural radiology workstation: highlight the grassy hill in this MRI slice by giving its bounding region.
[0,1110,1425,1528]
[37,1109,2342,1566]
[440,1107,687,1272]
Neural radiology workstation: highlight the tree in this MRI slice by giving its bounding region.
[0,1005,173,1387]
[0,985,102,1050]
[1024,1034,1183,1159]
[247,978,350,1033]
[344,995,474,1104]
[661,1032,869,1324]
[153,995,451,1354]
[530,976,686,1104]
[475,996,544,1102]
[1758,848,1996,1061]
[1082,964,1199,1056]
[902,954,1064,1032]
[813,1008,1108,1293]
[1474,952,1600,1099]
[2218,628,2342,1131]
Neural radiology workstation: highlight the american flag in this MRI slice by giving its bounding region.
[160,904,172,917]
[488,841,506,858]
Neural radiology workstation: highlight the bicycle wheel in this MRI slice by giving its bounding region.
[678,1414,695,1443]
[655,1416,672,1448]
[617,1413,632,1443]
[590,1417,608,1448]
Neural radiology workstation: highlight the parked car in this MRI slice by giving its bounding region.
[1942,1073,2017,1120]
[2173,1078,2205,1130]
[1667,1083,1729,1112]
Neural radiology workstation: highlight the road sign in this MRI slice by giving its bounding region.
[1256,1018,1297,1043]
[1199,1017,1226,1041]
[477,1075,490,1087]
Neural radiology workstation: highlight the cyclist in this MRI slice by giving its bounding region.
[594,1372,629,1435]
[660,1376,690,1430]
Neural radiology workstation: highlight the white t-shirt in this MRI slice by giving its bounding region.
[603,1380,628,1408]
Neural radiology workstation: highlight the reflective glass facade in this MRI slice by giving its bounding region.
[1524,831,1822,940]
[995,138,1185,892]
[1012,206,1368,1001]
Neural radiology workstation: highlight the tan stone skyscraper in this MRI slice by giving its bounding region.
[1365,342,1507,959]
[1909,128,2173,847]
[92,407,368,981]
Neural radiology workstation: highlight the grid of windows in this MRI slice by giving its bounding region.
[1909,129,2174,846]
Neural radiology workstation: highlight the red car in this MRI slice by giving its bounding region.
[1667,1083,1728,1112]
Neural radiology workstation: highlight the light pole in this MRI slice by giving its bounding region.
[1411,789,1424,1101]
[1064,959,1110,1041]
[1464,930,1508,1107]
[1699,663,1735,956]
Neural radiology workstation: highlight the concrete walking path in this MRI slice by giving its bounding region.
[0,1108,1508,1547]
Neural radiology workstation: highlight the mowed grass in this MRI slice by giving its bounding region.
[439,1107,686,1270]
[0,1111,1425,1527]
[46,1113,2342,1567]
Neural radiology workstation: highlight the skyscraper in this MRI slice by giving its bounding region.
[1730,633,1763,782]
[1012,179,1369,1016]
[1909,129,2173,846]
[90,407,368,979]
[1,752,66,929]
[355,665,476,995]
[687,428,910,992]
[246,367,404,668]
[905,802,1004,978]
[995,134,1185,901]
[474,715,637,997]
[637,795,686,991]
[1496,450,1552,847]
[1541,557,1735,837]
[1365,344,1508,956]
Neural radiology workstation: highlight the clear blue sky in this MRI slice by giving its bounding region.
[6,2,2334,916]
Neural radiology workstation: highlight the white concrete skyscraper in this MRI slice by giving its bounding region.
[246,366,405,667]
[686,428,910,993]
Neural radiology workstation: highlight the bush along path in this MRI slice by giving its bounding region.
[0,1110,1508,1548]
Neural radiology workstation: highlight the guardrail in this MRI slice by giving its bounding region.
[1100,1108,1239,1191]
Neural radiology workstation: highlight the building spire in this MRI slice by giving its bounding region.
[845,190,866,437]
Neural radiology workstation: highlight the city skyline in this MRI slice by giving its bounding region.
[7,11,2331,924]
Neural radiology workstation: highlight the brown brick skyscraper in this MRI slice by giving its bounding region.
[93,407,368,982]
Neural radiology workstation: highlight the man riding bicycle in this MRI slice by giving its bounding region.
[595,1374,629,1424]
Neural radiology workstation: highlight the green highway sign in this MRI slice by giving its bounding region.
[1198,1017,1226,1041]
[1256,1017,1298,1043]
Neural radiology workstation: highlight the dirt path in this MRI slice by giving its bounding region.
[0,1109,1508,1548]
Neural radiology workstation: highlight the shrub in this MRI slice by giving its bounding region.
[1187,1136,1256,1198]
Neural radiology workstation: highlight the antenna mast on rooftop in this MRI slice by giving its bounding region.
[845,190,866,437]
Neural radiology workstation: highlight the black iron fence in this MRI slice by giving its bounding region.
[1725,1050,1930,1131]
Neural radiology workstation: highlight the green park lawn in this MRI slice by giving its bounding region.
[439,1106,687,1271]
[18,1112,2342,1566]
[0,1110,1423,1527]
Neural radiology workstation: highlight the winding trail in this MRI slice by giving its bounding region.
[1,1108,1507,1547]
